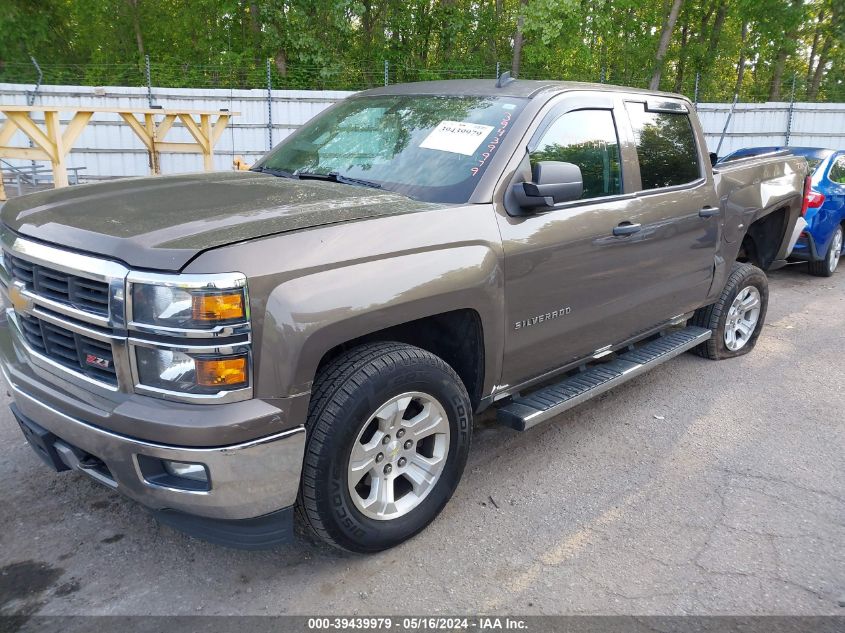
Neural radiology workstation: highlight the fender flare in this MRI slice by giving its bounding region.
[255,245,504,398]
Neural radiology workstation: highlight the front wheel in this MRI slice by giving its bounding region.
[691,262,769,360]
[808,225,843,277]
[297,342,472,552]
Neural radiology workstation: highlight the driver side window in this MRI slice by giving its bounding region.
[530,109,622,200]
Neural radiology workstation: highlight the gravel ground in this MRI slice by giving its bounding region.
[0,263,843,617]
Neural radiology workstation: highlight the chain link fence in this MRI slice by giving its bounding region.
[2,58,844,103]
[2,56,843,190]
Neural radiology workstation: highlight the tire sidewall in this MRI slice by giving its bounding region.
[712,267,768,358]
[827,226,843,274]
[319,361,471,552]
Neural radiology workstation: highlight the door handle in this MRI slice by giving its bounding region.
[613,222,642,236]
[699,207,719,218]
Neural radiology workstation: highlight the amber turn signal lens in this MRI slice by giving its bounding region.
[195,356,248,387]
[191,292,245,322]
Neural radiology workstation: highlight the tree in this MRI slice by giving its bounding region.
[766,0,804,100]
[511,0,529,77]
[806,0,845,99]
[126,0,145,58]
[0,0,839,103]
[650,0,684,90]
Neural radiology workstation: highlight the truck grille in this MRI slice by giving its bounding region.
[17,314,118,386]
[4,253,110,317]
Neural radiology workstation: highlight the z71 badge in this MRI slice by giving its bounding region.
[85,353,111,369]
[514,307,571,330]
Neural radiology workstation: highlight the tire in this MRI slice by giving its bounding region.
[808,225,843,277]
[296,342,472,553]
[691,262,768,360]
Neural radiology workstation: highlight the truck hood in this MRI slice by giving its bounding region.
[1,171,442,270]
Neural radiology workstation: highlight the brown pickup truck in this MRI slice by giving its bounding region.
[0,79,809,552]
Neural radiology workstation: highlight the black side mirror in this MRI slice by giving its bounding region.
[511,161,583,212]
[709,152,718,167]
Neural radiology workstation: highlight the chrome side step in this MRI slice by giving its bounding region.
[496,326,711,431]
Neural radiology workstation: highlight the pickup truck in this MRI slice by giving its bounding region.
[0,79,808,553]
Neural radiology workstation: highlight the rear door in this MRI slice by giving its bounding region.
[618,99,720,321]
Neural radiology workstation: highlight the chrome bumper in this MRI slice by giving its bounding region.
[2,358,306,521]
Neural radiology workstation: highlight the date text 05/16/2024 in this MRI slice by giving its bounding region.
[306,617,529,630]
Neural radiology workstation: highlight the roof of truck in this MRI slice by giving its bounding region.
[360,78,690,102]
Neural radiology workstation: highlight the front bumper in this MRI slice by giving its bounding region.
[5,376,305,520]
[0,311,307,546]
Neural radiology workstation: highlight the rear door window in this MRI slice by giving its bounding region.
[625,102,701,190]
[828,156,845,184]
[529,109,622,200]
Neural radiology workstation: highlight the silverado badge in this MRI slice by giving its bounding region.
[514,307,571,330]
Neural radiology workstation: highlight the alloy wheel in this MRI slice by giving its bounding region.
[828,228,843,274]
[347,392,450,520]
[724,286,762,351]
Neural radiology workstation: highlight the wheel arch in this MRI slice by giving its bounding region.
[254,246,503,408]
[737,204,791,270]
[314,309,486,411]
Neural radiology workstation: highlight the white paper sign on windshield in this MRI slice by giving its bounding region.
[419,121,495,156]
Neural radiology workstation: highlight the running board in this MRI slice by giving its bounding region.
[496,326,711,431]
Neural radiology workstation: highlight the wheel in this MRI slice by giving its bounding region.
[808,225,843,277]
[296,342,472,552]
[691,262,768,360]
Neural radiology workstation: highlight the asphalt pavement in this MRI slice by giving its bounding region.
[1,262,842,617]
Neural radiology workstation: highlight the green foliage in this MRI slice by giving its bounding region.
[0,0,842,101]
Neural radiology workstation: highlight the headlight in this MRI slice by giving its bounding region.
[131,285,246,329]
[129,274,247,331]
[127,272,252,403]
[135,347,249,395]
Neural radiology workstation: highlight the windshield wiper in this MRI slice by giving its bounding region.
[253,167,383,190]
[250,166,298,179]
[295,171,382,190]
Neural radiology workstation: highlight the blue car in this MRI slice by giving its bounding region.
[720,147,844,276]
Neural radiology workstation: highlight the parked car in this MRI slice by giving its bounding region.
[0,79,809,552]
[720,146,844,276]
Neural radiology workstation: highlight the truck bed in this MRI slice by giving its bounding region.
[713,153,807,267]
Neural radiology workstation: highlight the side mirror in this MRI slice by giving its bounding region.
[709,152,718,167]
[511,161,583,212]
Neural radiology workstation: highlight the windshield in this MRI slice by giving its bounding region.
[254,95,528,203]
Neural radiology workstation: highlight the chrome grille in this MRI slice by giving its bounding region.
[4,253,110,317]
[17,314,118,386]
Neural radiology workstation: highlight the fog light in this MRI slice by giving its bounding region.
[162,460,208,482]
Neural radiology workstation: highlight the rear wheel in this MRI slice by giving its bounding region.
[691,262,768,360]
[808,225,842,277]
[297,342,472,552]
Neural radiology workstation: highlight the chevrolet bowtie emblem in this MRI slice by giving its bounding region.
[8,281,34,315]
